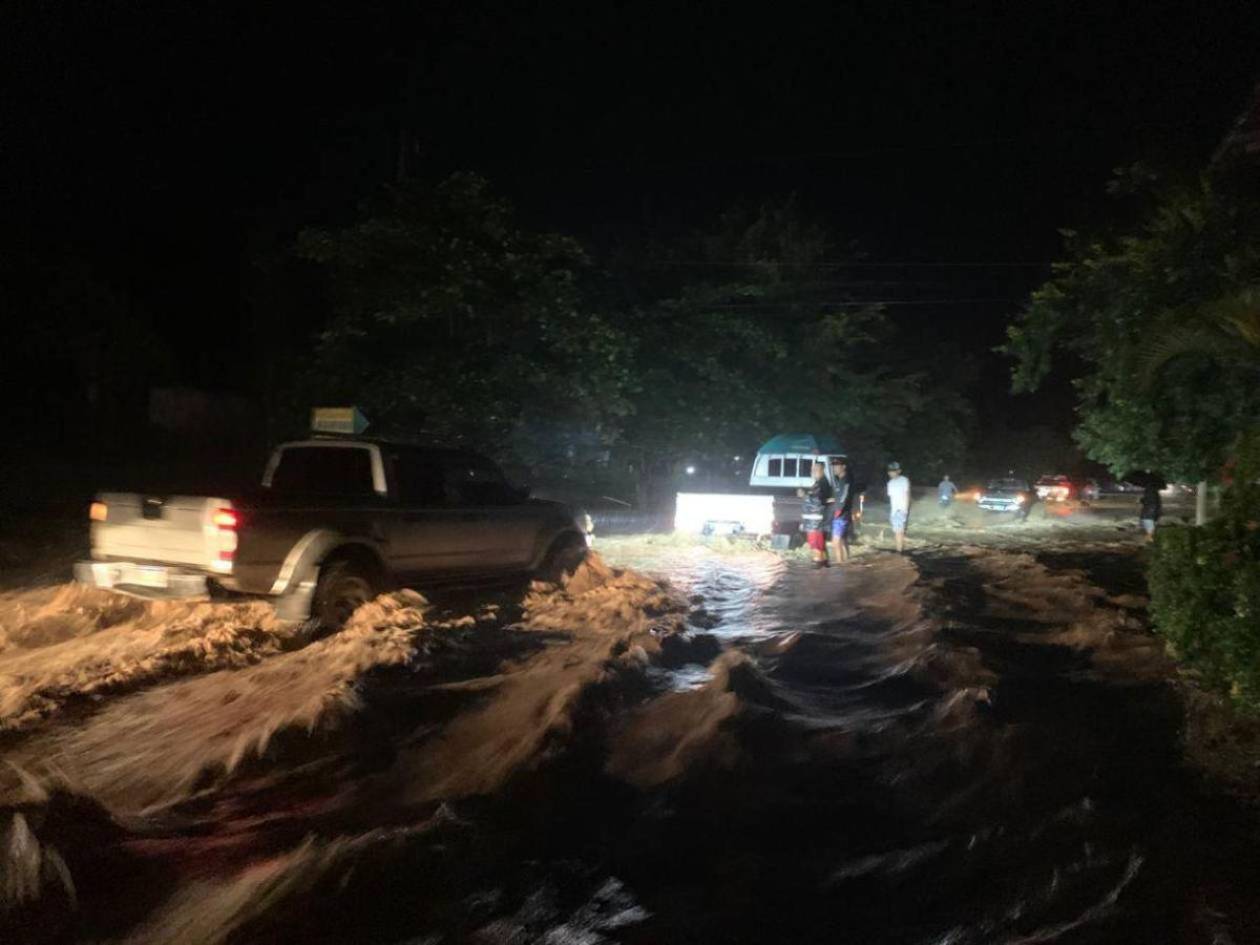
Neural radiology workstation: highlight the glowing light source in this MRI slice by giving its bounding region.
[89,501,108,522]
[685,465,697,475]
[212,509,238,530]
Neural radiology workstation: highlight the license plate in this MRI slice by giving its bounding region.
[128,566,170,589]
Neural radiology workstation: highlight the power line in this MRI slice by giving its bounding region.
[709,297,1021,307]
[620,259,1051,269]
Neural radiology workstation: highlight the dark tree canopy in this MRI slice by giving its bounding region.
[295,174,634,467]
[1006,166,1260,481]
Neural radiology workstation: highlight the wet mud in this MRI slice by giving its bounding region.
[2,543,1259,944]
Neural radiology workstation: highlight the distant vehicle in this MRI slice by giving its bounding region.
[977,478,1032,514]
[674,433,847,538]
[1103,479,1143,494]
[76,435,594,626]
[1033,474,1098,502]
[1034,475,1073,502]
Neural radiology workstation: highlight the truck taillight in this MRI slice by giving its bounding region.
[89,501,108,522]
[210,507,238,571]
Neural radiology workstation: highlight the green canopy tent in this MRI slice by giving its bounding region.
[756,433,844,456]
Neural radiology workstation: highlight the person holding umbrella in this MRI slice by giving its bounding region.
[1140,483,1162,541]
[1125,470,1166,541]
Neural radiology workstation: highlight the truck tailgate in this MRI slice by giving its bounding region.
[93,493,234,570]
[674,493,778,535]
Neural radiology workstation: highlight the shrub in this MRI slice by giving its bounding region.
[1149,480,1260,712]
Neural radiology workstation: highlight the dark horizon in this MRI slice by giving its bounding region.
[3,1,1258,454]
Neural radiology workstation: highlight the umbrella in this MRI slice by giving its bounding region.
[1122,470,1168,490]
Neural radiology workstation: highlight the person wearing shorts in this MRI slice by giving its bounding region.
[1139,483,1162,542]
[886,461,911,552]
[830,457,854,564]
[802,462,833,567]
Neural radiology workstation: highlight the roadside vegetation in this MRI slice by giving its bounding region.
[1150,450,1260,712]
[1007,121,1260,715]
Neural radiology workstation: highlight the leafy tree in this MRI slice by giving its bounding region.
[1138,287,1260,381]
[1005,169,1260,482]
[618,197,975,494]
[293,174,634,468]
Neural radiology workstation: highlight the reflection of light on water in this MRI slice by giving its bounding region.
[669,555,786,638]
[600,540,787,638]
[647,664,714,692]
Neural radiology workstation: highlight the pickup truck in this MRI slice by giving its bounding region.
[75,437,594,625]
[977,478,1032,515]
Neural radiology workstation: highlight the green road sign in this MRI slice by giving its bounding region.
[311,406,370,435]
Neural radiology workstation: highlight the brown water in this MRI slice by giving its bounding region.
[2,543,1259,944]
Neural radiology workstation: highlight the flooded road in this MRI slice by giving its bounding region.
[2,540,1259,943]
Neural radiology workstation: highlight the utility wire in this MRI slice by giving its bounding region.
[618,259,1051,269]
[708,297,1021,306]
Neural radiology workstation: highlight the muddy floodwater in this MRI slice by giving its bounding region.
[2,531,1259,944]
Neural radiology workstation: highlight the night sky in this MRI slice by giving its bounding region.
[3,0,1258,437]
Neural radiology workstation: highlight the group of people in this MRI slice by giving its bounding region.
[804,459,1168,558]
[801,458,912,567]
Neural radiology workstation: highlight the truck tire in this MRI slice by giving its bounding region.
[312,559,377,628]
[539,535,588,584]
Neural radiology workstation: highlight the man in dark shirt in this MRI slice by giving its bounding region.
[830,456,855,564]
[802,462,834,567]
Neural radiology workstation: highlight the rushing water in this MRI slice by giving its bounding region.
[4,543,1260,944]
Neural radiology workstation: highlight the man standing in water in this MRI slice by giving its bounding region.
[1139,482,1162,542]
[801,461,834,567]
[937,474,957,507]
[830,456,854,564]
[886,461,911,552]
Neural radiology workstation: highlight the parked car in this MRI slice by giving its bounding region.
[76,437,594,626]
[1103,479,1143,494]
[978,478,1032,514]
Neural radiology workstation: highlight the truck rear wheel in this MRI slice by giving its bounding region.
[313,559,377,628]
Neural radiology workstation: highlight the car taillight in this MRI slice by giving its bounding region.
[89,501,108,522]
[210,507,238,568]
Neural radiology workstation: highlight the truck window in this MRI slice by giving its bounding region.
[392,450,447,506]
[270,446,376,497]
[768,458,782,477]
[783,457,798,478]
[444,455,520,506]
